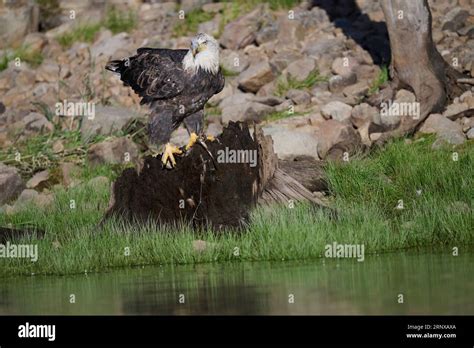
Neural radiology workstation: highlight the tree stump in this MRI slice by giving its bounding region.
[104,122,329,230]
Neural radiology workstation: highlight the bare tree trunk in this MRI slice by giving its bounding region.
[375,0,468,143]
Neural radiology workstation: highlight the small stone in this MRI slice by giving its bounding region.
[52,140,64,153]
[286,89,311,105]
[26,170,49,189]
[329,73,357,92]
[466,128,474,139]
[443,103,469,120]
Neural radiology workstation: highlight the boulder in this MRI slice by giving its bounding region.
[220,7,262,50]
[221,102,274,124]
[220,50,249,74]
[270,50,303,73]
[262,122,319,160]
[286,89,311,105]
[0,2,39,48]
[328,73,357,92]
[443,102,469,120]
[10,112,54,136]
[238,61,274,93]
[316,120,362,160]
[321,101,353,122]
[466,128,474,140]
[87,137,140,166]
[331,57,359,76]
[91,32,131,59]
[0,163,24,206]
[81,105,142,138]
[286,58,316,82]
[442,8,469,32]
[419,114,466,145]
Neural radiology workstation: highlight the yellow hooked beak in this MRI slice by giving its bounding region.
[192,43,205,57]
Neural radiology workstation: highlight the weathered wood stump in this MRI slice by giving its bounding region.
[104,122,329,230]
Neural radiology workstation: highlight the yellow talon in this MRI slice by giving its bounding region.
[206,135,215,142]
[161,143,182,167]
[185,132,199,151]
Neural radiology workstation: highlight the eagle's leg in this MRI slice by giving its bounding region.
[183,110,204,150]
[148,109,183,168]
[183,110,217,150]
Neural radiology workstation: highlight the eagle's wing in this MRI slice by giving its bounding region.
[106,48,189,104]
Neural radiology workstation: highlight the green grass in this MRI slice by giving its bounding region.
[368,65,389,95]
[57,8,136,48]
[220,65,240,77]
[1,136,472,277]
[0,46,44,72]
[57,23,102,48]
[276,71,328,97]
[264,110,305,122]
[104,7,137,34]
[173,8,215,38]
[216,0,301,37]
[0,129,114,179]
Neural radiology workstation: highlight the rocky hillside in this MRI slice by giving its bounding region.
[0,0,473,212]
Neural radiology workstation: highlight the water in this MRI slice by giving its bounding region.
[0,251,473,315]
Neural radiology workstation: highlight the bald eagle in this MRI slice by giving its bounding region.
[105,33,225,167]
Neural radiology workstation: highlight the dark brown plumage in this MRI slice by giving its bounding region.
[106,35,225,146]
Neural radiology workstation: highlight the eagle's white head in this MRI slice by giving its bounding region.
[183,33,220,75]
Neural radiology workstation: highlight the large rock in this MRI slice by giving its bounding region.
[351,103,381,146]
[10,112,54,136]
[269,50,303,73]
[331,57,360,76]
[91,32,131,59]
[443,102,469,120]
[81,105,142,138]
[380,89,417,127]
[316,120,362,160]
[0,163,24,206]
[262,120,319,160]
[351,103,381,128]
[238,61,274,93]
[220,7,262,50]
[321,101,353,122]
[36,61,60,83]
[442,8,469,32]
[0,2,39,48]
[180,0,213,12]
[220,50,249,74]
[328,73,357,92]
[286,58,316,82]
[419,114,466,145]
[88,137,139,166]
[221,101,274,124]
